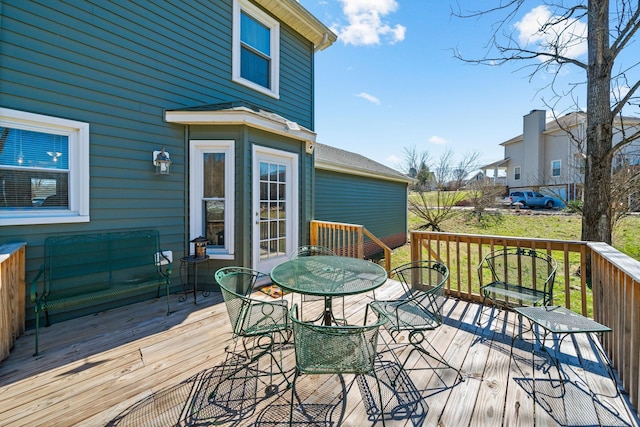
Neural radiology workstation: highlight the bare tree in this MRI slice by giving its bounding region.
[402,145,431,190]
[409,148,480,230]
[454,1,640,245]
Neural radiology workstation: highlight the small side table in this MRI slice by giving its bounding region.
[514,305,613,375]
[179,255,210,304]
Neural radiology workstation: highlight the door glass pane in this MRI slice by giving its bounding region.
[258,160,288,261]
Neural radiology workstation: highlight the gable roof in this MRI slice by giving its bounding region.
[314,143,413,184]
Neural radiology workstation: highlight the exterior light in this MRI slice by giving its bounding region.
[191,236,208,259]
[153,147,171,175]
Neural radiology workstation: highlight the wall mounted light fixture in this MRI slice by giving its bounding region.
[153,147,171,175]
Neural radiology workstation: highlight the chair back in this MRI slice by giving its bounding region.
[479,248,558,298]
[389,260,449,320]
[215,267,288,337]
[289,304,386,375]
[290,245,336,259]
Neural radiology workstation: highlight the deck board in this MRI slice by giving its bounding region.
[0,281,637,427]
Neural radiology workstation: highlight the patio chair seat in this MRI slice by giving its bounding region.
[213,267,292,397]
[477,248,558,324]
[289,304,388,425]
[367,260,464,384]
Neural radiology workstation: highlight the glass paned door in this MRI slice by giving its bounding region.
[253,146,298,273]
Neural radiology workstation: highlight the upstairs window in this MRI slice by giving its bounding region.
[233,0,280,98]
[552,160,561,177]
[0,108,89,226]
[514,166,521,181]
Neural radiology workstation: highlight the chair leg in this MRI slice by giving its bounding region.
[209,332,290,400]
[289,370,299,425]
[398,330,464,383]
[477,294,488,325]
[372,372,386,426]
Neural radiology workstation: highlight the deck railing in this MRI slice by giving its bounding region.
[588,241,640,411]
[411,230,640,415]
[310,220,391,272]
[0,242,26,361]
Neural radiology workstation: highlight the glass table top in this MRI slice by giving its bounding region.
[270,256,388,297]
[513,306,612,334]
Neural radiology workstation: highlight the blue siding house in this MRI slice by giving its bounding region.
[0,0,336,325]
[314,143,412,256]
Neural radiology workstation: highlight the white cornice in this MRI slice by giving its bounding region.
[254,0,337,51]
[164,109,316,143]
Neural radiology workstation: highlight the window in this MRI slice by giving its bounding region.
[233,0,280,98]
[190,140,235,258]
[552,160,561,177]
[514,166,521,181]
[0,108,89,226]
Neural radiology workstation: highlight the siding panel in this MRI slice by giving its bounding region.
[0,0,318,325]
[314,170,408,246]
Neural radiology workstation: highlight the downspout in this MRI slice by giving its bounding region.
[184,125,190,259]
[314,33,329,53]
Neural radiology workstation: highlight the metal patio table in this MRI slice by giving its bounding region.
[270,255,388,325]
[514,305,613,373]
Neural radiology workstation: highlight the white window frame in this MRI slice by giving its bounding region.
[551,160,561,177]
[514,166,521,181]
[189,140,235,259]
[232,0,280,99]
[0,108,90,226]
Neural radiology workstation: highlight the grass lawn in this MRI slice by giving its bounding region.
[387,208,640,317]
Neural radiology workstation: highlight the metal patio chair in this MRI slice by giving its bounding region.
[288,304,388,426]
[289,245,346,323]
[367,260,464,384]
[213,267,292,397]
[477,248,558,324]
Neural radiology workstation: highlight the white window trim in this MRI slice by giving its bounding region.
[514,166,521,181]
[232,0,280,99]
[552,159,562,177]
[0,108,90,226]
[189,140,235,259]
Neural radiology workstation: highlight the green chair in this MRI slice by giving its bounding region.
[214,267,292,397]
[289,304,388,426]
[289,245,345,324]
[477,248,558,324]
[367,260,463,384]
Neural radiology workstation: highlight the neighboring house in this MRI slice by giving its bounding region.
[481,109,640,200]
[0,0,337,325]
[313,143,413,256]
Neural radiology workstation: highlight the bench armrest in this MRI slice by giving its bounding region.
[156,250,173,279]
[30,264,45,303]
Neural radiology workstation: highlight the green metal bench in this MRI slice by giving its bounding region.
[30,230,172,355]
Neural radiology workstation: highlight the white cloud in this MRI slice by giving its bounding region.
[387,154,401,167]
[336,0,406,46]
[356,92,381,105]
[515,5,587,60]
[429,135,447,145]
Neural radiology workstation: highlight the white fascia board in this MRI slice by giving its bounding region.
[165,110,316,143]
[316,161,413,184]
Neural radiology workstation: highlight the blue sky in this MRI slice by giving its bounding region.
[298,0,591,172]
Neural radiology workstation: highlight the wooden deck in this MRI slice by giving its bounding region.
[1,280,637,427]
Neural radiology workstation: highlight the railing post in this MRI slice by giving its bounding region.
[0,242,26,361]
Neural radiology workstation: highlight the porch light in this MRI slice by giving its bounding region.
[191,236,208,259]
[153,147,171,175]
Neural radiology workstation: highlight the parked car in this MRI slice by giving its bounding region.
[509,191,565,209]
